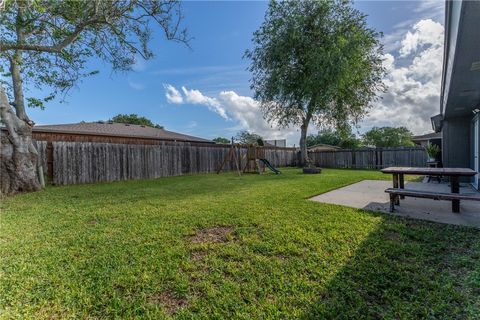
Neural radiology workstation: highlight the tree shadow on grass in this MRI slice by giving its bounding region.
[301,214,480,319]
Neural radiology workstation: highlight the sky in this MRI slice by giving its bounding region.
[25,0,446,146]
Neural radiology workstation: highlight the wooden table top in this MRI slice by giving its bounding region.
[381,167,477,176]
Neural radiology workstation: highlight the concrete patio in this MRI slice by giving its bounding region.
[310,180,480,228]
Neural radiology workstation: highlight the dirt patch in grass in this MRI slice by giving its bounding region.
[147,291,187,314]
[191,249,208,262]
[190,226,235,244]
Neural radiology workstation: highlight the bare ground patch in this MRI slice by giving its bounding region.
[190,226,235,244]
[87,219,98,225]
[147,291,187,315]
[191,249,208,262]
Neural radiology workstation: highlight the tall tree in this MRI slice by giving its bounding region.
[235,130,264,145]
[0,0,188,195]
[362,126,415,148]
[212,137,231,144]
[245,0,385,166]
[109,114,163,129]
[307,128,361,149]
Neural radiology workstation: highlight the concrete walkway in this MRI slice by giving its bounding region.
[310,180,480,228]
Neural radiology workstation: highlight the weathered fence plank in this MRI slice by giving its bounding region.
[33,140,48,177]
[45,141,297,185]
[309,147,428,169]
[35,141,430,185]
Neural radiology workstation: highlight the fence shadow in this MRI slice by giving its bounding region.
[300,215,480,318]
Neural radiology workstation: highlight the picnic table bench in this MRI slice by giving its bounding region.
[381,167,479,213]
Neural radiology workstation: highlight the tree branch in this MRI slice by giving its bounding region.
[0,18,101,53]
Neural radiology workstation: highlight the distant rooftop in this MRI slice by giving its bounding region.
[412,132,442,141]
[32,122,213,143]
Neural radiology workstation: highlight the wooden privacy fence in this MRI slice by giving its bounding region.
[34,141,297,185]
[309,147,428,169]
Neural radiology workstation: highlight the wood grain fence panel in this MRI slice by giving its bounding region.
[33,141,48,176]
[310,147,427,169]
[37,141,297,185]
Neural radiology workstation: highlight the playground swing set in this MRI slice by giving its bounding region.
[216,143,281,176]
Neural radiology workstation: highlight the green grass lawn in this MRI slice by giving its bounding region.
[1,168,479,319]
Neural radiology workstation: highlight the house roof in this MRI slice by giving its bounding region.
[412,132,442,141]
[32,122,213,143]
[440,0,480,119]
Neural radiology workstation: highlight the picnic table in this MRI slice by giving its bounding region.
[381,167,477,213]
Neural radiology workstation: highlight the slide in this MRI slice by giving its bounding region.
[259,158,281,174]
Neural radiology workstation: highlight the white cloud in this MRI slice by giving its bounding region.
[163,84,300,144]
[217,91,299,141]
[128,81,145,90]
[181,86,228,120]
[163,16,445,141]
[164,84,183,104]
[399,19,444,57]
[382,1,444,54]
[414,0,444,21]
[363,19,444,135]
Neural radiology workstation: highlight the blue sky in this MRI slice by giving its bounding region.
[26,1,445,145]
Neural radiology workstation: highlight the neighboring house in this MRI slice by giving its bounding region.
[431,0,480,188]
[264,139,287,148]
[30,122,214,145]
[307,144,341,152]
[412,132,442,147]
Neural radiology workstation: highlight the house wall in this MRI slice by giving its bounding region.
[442,116,471,169]
[470,115,480,189]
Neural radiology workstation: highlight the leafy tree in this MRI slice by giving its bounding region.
[307,128,361,149]
[0,1,188,195]
[362,126,415,148]
[235,130,264,145]
[109,114,163,129]
[307,130,342,148]
[212,137,231,144]
[245,0,385,166]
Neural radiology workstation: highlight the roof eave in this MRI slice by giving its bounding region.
[30,127,214,144]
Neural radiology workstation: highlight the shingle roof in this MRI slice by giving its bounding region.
[33,122,213,143]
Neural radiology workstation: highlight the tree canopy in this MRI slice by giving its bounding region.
[235,130,264,146]
[0,0,188,118]
[245,0,385,165]
[362,126,414,148]
[109,114,163,129]
[212,137,231,144]
[307,128,361,149]
[0,0,188,195]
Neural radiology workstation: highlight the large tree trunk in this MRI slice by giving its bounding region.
[299,118,310,167]
[0,7,41,195]
[0,86,41,195]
